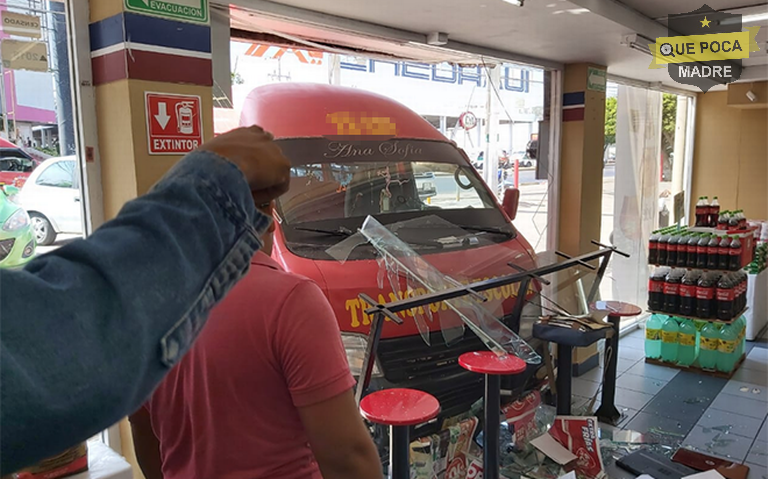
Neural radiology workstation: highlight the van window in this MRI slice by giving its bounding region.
[0,157,34,173]
[276,138,515,260]
[36,160,75,188]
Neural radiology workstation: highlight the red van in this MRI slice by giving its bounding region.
[240,83,543,431]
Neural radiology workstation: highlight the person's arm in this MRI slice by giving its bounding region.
[0,128,290,475]
[275,281,381,479]
[129,407,164,479]
[298,390,383,479]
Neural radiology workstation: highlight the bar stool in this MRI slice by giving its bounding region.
[589,300,642,424]
[458,352,527,479]
[359,388,440,479]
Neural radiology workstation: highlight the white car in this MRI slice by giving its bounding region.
[19,156,82,246]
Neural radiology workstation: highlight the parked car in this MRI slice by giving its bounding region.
[0,142,38,188]
[18,156,82,246]
[510,150,535,168]
[0,183,36,268]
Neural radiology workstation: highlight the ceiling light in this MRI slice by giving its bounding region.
[719,12,768,25]
[501,0,524,6]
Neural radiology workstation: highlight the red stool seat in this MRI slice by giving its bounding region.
[589,301,642,317]
[458,351,527,375]
[360,388,440,427]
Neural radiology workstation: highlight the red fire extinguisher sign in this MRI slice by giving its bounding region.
[145,92,204,155]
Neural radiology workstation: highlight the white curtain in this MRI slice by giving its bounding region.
[610,85,662,306]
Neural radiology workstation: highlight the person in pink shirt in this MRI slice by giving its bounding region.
[129,204,382,479]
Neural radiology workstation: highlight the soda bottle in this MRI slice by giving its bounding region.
[663,269,681,314]
[729,235,742,271]
[717,210,729,230]
[718,235,731,270]
[697,234,710,269]
[661,317,680,363]
[699,323,720,370]
[728,212,740,230]
[648,268,666,311]
[707,234,720,269]
[667,230,679,266]
[677,318,697,367]
[716,323,739,373]
[696,272,715,319]
[687,234,700,268]
[679,270,698,316]
[677,233,689,267]
[658,229,670,266]
[648,230,660,265]
[645,314,664,359]
[695,197,708,227]
[737,210,747,229]
[709,197,720,227]
[716,274,734,320]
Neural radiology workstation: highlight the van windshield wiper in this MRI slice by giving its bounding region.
[292,226,354,237]
[454,225,516,238]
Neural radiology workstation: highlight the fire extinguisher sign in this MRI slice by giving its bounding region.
[145,92,204,155]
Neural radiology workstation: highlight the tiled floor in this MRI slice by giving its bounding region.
[571,324,768,479]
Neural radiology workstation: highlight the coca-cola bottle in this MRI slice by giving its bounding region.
[648,268,666,311]
[658,230,670,266]
[648,230,660,265]
[707,234,720,269]
[697,234,710,269]
[737,210,747,229]
[717,210,729,230]
[716,274,735,320]
[709,197,720,227]
[730,235,742,271]
[695,197,708,227]
[687,234,699,268]
[728,212,739,230]
[677,233,689,267]
[718,235,732,270]
[696,273,716,319]
[663,269,682,314]
[679,270,699,316]
[667,231,679,267]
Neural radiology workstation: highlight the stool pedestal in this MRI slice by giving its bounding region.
[360,388,440,479]
[459,352,527,479]
[590,301,641,424]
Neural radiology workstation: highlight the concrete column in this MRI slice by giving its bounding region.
[557,63,607,256]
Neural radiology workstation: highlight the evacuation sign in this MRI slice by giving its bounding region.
[125,0,209,24]
[145,92,203,155]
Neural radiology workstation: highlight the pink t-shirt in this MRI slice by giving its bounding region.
[145,253,355,479]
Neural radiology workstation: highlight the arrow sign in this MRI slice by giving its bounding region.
[155,102,170,130]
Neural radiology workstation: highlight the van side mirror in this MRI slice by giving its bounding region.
[502,187,520,221]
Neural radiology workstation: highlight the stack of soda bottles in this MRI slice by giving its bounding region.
[648,268,748,319]
[649,227,743,271]
[695,196,720,227]
[645,315,746,372]
[746,242,767,275]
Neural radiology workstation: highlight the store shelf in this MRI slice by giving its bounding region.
[647,307,748,325]
[649,264,743,273]
[645,354,746,380]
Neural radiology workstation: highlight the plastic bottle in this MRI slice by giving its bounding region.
[677,233,689,267]
[699,322,721,370]
[696,272,716,319]
[667,230,679,267]
[658,229,671,266]
[661,317,680,363]
[716,323,739,373]
[737,210,747,229]
[709,197,720,227]
[697,234,710,269]
[648,268,666,311]
[716,274,734,321]
[729,212,740,230]
[718,210,729,230]
[687,234,700,268]
[679,270,699,316]
[718,235,732,270]
[707,234,720,269]
[649,230,660,265]
[677,318,698,367]
[696,197,709,227]
[663,269,682,314]
[645,314,664,359]
[729,235,742,271]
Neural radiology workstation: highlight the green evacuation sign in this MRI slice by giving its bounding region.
[125,0,209,24]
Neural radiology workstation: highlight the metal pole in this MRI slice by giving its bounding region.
[484,374,501,479]
[0,64,9,141]
[390,426,410,479]
[556,344,573,415]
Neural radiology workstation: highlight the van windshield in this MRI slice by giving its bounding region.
[275,138,516,259]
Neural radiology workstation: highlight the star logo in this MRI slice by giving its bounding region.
[701,16,711,27]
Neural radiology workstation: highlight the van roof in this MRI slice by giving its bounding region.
[239,83,447,142]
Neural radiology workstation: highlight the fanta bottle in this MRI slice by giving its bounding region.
[645,314,664,359]
[699,323,720,370]
[677,319,697,367]
[660,317,680,363]
[716,324,739,373]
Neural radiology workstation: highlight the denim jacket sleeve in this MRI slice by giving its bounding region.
[0,150,270,474]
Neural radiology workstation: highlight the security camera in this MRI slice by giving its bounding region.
[746,90,758,102]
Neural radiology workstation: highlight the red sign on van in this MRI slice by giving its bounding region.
[145,92,203,155]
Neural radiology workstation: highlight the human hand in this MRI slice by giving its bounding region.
[199,126,291,205]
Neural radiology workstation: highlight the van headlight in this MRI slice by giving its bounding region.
[3,209,29,231]
[342,333,382,378]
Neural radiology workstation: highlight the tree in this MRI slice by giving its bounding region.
[604,96,617,151]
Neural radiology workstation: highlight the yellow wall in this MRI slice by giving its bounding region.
[691,90,768,220]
